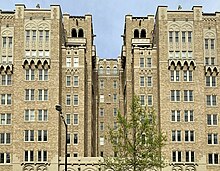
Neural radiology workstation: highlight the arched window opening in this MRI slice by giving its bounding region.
[113,66,117,74]
[106,66,110,74]
[71,28,77,37]
[99,66,103,74]
[134,29,139,38]
[78,29,84,38]
[141,29,146,38]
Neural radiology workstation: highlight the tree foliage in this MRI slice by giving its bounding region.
[103,96,166,171]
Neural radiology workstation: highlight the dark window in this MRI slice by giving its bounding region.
[78,29,84,37]
[140,29,146,38]
[71,28,77,37]
[134,29,139,38]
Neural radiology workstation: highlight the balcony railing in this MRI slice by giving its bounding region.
[98,69,119,76]
[131,38,151,45]
[66,38,86,46]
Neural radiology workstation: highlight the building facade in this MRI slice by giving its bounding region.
[0,4,219,171]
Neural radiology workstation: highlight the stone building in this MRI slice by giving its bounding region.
[0,3,219,171]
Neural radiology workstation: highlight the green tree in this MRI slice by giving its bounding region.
[103,96,166,171]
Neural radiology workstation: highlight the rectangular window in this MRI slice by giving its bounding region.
[39,31,43,41]
[38,151,47,162]
[2,75,12,85]
[25,69,35,81]
[0,113,11,125]
[25,89,34,101]
[24,130,34,142]
[185,130,194,142]
[188,31,192,43]
[24,150,34,162]
[205,39,209,49]
[39,51,44,57]
[73,114,78,125]
[66,114,70,125]
[100,108,104,117]
[1,94,12,105]
[211,39,215,49]
[73,133,78,144]
[172,151,182,162]
[38,110,48,122]
[73,76,79,87]
[169,31,173,43]
[208,133,218,144]
[207,95,217,106]
[175,31,179,43]
[206,76,216,87]
[186,151,195,162]
[66,95,71,106]
[38,130,47,142]
[32,30,36,41]
[211,57,215,65]
[66,57,71,67]
[182,51,186,58]
[175,51,180,58]
[184,90,193,102]
[0,153,10,164]
[205,57,209,65]
[73,95,78,106]
[147,95,153,106]
[182,31,186,42]
[140,76,145,87]
[24,110,35,121]
[207,114,218,126]
[172,130,181,142]
[147,58,152,67]
[26,30,30,41]
[171,110,180,122]
[38,89,48,101]
[140,95,145,106]
[183,70,193,82]
[8,37,12,48]
[73,57,79,67]
[169,51,174,58]
[147,76,152,87]
[171,70,179,82]
[208,153,219,164]
[66,76,71,86]
[2,37,6,48]
[140,58,144,68]
[0,133,11,144]
[100,94,104,103]
[170,90,180,102]
[184,110,194,122]
[45,30,49,41]
[38,69,48,81]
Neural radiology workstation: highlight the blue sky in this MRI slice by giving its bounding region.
[2,0,220,58]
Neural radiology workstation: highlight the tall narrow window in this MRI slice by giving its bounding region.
[182,31,186,42]
[211,39,215,49]
[205,39,209,49]
[32,30,36,41]
[26,30,30,41]
[169,31,173,43]
[188,31,192,43]
[175,31,179,43]
[73,57,79,67]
